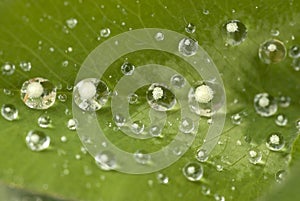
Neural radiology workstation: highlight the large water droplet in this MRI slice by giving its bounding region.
[222,20,247,46]
[259,39,286,64]
[170,74,185,88]
[266,132,285,151]
[20,77,57,110]
[185,23,196,34]
[121,61,135,75]
[37,114,52,128]
[25,130,50,151]
[196,149,209,162]
[178,38,198,56]
[248,148,262,164]
[182,162,203,181]
[146,83,176,111]
[95,151,117,171]
[73,78,110,111]
[1,62,15,75]
[1,104,18,121]
[133,150,151,164]
[179,117,195,134]
[254,93,277,117]
[275,114,288,126]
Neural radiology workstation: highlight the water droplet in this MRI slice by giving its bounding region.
[275,114,288,126]
[231,113,242,125]
[214,194,225,201]
[222,20,247,46]
[248,148,262,164]
[3,88,12,96]
[259,39,286,64]
[60,136,67,142]
[1,104,18,121]
[133,150,151,164]
[62,60,69,67]
[127,93,139,104]
[121,61,135,75]
[196,149,209,162]
[170,74,185,88]
[216,164,223,172]
[146,83,176,111]
[73,78,110,111]
[178,37,198,56]
[266,132,285,151]
[25,130,50,151]
[179,117,195,134]
[1,62,15,75]
[202,9,210,15]
[182,162,203,181]
[37,114,52,128]
[277,95,291,107]
[296,120,300,131]
[19,61,31,72]
[113,113,126,127]
[75,154,81,160]
[254,93,278,117]
[292,57,300,71]
[154,32,164,41]
[270,29,280,36]
[275,170,287,183]
[95,151,117,171]
[130,120,145,134]
[149,125,162,137]
[193,84,214,104]
[289,45,300,58]
[157,173,169,184]
[20,77,57,110]
[100,28,111,38]
[201,185,211,195]
[185,23,196,34]
[67,118,78,131]
[66,18,78,29]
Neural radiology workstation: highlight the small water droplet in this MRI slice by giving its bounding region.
[259,39,286,64]
[185,23,196,34]
[66,18,78,29]
[178,38,198,56]
[95,151,117,171]
[58,94,67,102]
[3,88,13,96]
[170,74,185,88]
[154,32,164,41]
[1,104,18,121]
[193,84,214,104]
[146,83,176,111]
[121,61,135,75]
[289,45,300,58]
[182,162,203,181]
[292,57,300,71]
[37,114,52,128]
[73,78,110,111]
[254,93,278,117]
[75,154,81,160]
[201,185,211,195]
[277,95,291,107]
[214,194,225,201]
[133,150,151,164]
[67,118,78,131]
[275,169,287,183]
[1,62,15,75]
[149,125,162,137]
[19,61,32,72]
[62,60,69,67]
[179,117,195,134]
[60,136,67,142]
[157,173,169,184]
[20,77,57,110]
[202,9,210,15]
[270,29,280,36]
[127,93,139,104]
[25,130,50,151]
[130,120,145,134]
[100,28,111,38]
[196,149,209,162]
[296,120,300,131]
[113,113,126,127]
[266,132,285,151]
[248,148,262,164]
[231,113,242,125]
[216,164,223,172]
[275,114,288,126]
[222,20,247,46]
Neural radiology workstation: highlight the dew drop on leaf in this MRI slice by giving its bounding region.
[1,62,15,75]
[266,132,285,151]
[182,162,203,181]
[185,23,196,34]
[19,61,32,72]
[156,173,169,184]
[25,130,50,151]
[127,93,139,104]
[196,148,209,162]
[288,45,300,58]
[133,150,151,165]
[170,74,185,88]
[178,38,198,56]
[95,151,117,171]
[113,113,126,127]
[65,18,78,29]
[154,32,164,41]
[67,118,78,131]
[275,169,287,183]
[37,114,52,128]
[100,28,111,38]
[222,20,247,46]
[248,148,262,164]
[179,117,195,134]
[254,93,278,117]
[258,39,286,64]
[275,114,288,126]
[130,120,145,134]
[121,61,135,75]
[1,104,18,121]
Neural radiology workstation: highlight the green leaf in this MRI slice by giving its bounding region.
[0,0,299,201]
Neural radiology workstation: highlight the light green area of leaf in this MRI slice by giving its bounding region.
[0,0,299,201]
